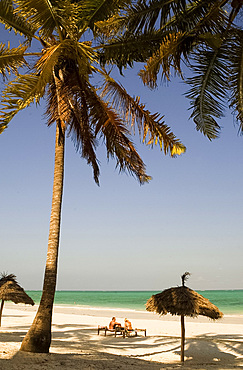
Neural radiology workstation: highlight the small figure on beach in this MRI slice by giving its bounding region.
[109,317,122,329]
[124,318,132,331]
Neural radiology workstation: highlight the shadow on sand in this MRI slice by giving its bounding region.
[0,321,243,369]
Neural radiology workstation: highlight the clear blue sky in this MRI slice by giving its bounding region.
[0,25,243,291]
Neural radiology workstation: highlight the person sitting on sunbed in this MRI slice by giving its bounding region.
[124,318,132,331]
[109,317,122,330]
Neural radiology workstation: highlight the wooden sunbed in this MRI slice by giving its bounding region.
[97,325,123,336]
[98,325,146,337]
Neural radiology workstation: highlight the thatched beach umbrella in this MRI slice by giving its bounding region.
[146,272,223,362]
[0,273,34,326]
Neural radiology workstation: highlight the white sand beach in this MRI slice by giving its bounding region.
[0,302,243,369]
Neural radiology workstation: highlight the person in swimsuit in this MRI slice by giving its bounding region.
[124,318,132,330]
[109,317,122,329]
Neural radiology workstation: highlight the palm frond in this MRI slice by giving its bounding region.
[93,14,125,38]
[0,42,77,127]
[185,46,229,139]
[57,1,84,40]
[0,0,36,38]
[99,0,227,72]
[77,0,132,32]
[46,75,101,183]
[76,77,151,184]
[139,32,183,88]
[0,74,45,128]
[138,28,225,89]
[119,0,186,34]
[133,0,228,85]
[50,64,151,184]
[118,0,226,35]
[96,0,186,39]
[0,123,7,134]
[167,0,227,35]
[15,0,67,40]
[0,43,86,126]
[228,29,243,133]
[96,105,151,184]
[99,31,162,71]
[37,40,96,84]
[99,69,186,156]
[0,43,27,77]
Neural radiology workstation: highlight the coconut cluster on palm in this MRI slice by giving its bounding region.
[0,273,34,326]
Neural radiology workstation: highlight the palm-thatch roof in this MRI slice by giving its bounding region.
[0,273,34,326]
[146,285,223,319]
[0,273,16,286]
[0,280,34,305]
[146,272,223,362]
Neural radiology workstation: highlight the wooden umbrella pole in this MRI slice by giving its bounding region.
[0,300,4,327]
[181,315,185,362]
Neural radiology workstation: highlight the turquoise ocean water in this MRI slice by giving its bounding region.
[26,290,243,315]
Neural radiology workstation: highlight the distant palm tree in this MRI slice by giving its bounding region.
[101,0,243,139]
[0,0,185,353]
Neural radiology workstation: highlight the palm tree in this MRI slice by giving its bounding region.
[101,0,243,140]
[0,0,185,353]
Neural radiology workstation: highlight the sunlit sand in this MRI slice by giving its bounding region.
[0,302,242,369]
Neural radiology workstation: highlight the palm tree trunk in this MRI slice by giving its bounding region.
[0,300,4,326]
[20,123,65,353]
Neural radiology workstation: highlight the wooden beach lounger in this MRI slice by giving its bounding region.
[97,326,123,336]
[97,326,146,337]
